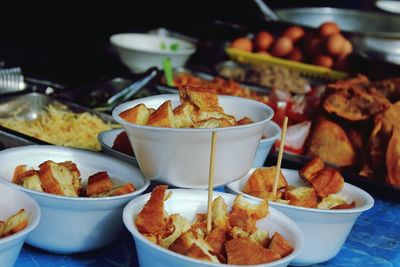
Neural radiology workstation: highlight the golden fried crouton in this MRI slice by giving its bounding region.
[269,232,294,258]
[195,110,237,125]
[173,102,195,128]
[119,103,152,125]
[309,168,344,198]
[179,85,222,112]
[0,221,5,236]
[318,194,354,209]
[230,226,249,239]
[212,196,229,232]
[169,230,199,255]
[251,190,283,201]
[12,164,27,185]
[160,214,191,248]
[20,170,44,192]
[1,209,28,237]
[232,195,269,220]
[331,201,356,209]
[135,185,168,234]
[147,101,176,128]
[249,229,270,247]
[237,116,253,125]
[110,183,135,196]
[287,187,318,208]
[59,161,81,195]
[229,208,257,234]
[243,167,288,196]
[194,118,232,128]
[205,227,226,259]
[299,157,325,182]
[226,238,281,265]
[86,171,113,196]
[39,160,79,197]
[186,238,220,263]
[112,131,134,156]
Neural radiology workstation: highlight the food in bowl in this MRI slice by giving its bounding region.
[0,209,28,238]
[120,85,253,128]
[12,160,135,197]
[134,185,294,265]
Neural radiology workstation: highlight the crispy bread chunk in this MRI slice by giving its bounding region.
[232,195,269,220]
[12,164,27,185]
[195,110,236,126]
[179,85,222,112]
[119,103,151,125]
[309,168,344,198]
[112,131,134,156]
[87,171,113,196]
[205,227,226,259]
[243,167,288,195]
[20,170,44,192]
[147,101,176,128]
[173,102,195,128]
[169,230,200,255]
[135,185,168,234]
[318,194,354,209]
[300,156,325,182]
[269,232,294,258]
[194,118,232,128]
[160,214,191,248]
[237,116,253,125]
[327,74,370,91]
[186,238,220,263]
[212,196,229,232]
[287,187,318,208]
[110,183,135,196]
[59,161,81,195]
[1,209,28,237]
[226,238,281,265]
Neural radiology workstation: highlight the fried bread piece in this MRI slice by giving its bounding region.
[269,232,294,258]
[386,127,400,186]
[112,131,134,156]
[119,103,152,125]
[308,168,344,198]
[327,74,370,91]
[147,101,176,128]
[243,167,288,195]
[232,195,269,220]
[186,238,220,263]
[287,187,318,208]
[237,116,253,125]
[1,209,28,237]
[212,196,229,232]
[299,157,325,182]
[318,194,354,209]
[160,214,191,248]
[169,229,201,255]
[20,170,44,192]
[195,110,236,125]
[205,227,226,261]
[110,183,135,196]
[173,102,195,128]
[194,118,232,128]
[179,85,222,112]
[59,161,81,195]
[86,171,113,196]
[12,164,27,185]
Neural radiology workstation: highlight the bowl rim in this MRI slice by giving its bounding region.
[97,128,137,162]
[0,145,150,202]
[0,183,41,245]
[123,189,304,267]
[110,33,196,56]
[112,94,274,133]
[260,121,281,144]
[226,168,375,215]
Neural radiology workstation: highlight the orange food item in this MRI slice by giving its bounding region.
[386,127,400,186]
[255,31,274,51]
[287,47,303,62]
[86,171,113,196]
[325,34,346,56]
[307,38,324,57]
[12,164,28,185]
[308,168,344,198]
[299,156,325,182]
[112,131,134,156]
[269,232,295,258]
[270,36,293,57]
[313,55,334,68]
[287,187,318,208]
[340,40,353,58]
[318,22,340,38]
[243,167,288,195]
[283,26,305,42]
[111,183,135,196]
[231,37,253,52]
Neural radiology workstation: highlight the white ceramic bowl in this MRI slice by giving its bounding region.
[0,183,41,267]
[0,145,150,254]
[111,33,196,73]
[98,128,137,163]
[123,189,304,267]
[113,94,274,188]
[253,121,281,167]
[225,168,374,266]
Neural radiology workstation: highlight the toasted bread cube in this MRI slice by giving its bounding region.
[119,103,151,125]
[232,195,269,220]
[147,101,176,128]
[287,187,318,208]
[2,209,28,237]
[229,208,257,234]
[226,238,281,265]
[237,116,253,125]
[195,118,232,128]
[110,183,136,196]
[0,221,5,237]
[87,171,113,196]
[243,167,288,196]
[195,110,236,125]
[300,157,325,182]
[20,170,44,192]
[160,214,191,248]
[249,229,270,247]
[59,161,81,195]
[173,102,195,128]
[309,168,344,198]
[212,196,229,232]
[112,131,134,156]
[39,160,79,197]
[318,194,354,209]
[12,164,28,185]
[269,232,294,258]
[169,230,198,255]
[179,85,223,112]
[205,227,226,259]
[186,238,220,263]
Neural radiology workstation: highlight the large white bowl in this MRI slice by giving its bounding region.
[123,189,304,267]
[0,145,150,254]
[225,168,374,266]
[0,183,41,267]
[113,94,274,188]
[111,33,196,73]
[253,121,281,168]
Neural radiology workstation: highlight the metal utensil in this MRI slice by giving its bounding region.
[253,0,280,21]
[0,67,27,94]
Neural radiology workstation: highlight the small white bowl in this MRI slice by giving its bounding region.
[113,94,274,188]
[225,168,374,266]
[111,33,196,73]
[0,183,41,267]
[98,128,137,163]
[253,121,281,167]
[123,189,304,267]
[0,145,150,254]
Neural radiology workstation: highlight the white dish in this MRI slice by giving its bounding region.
[113,94,274,188]
[111,33,196,73]
[225,168,374,266]
[123,189,304,267]
[0,145,150,254]
[376,0,400,14]
[98,128,137,163]
[0,183,41,267]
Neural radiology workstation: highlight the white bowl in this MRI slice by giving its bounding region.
[98,128,137,163]
[225,168,374,266]
[113,94,274,188]
[0,145,150,254]
[0,183,41,267]
[123,189,304,267]
[253,121,281,167]
[111,33,196,73]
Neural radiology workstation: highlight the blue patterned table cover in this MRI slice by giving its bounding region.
[14,187,400,267]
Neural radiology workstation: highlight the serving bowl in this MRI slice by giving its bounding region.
[111,33,196,73]
[113,94,274,188]
[0,145,150,254]
[123,189,304,267]
[0,183,41,267]
[225,168,374,266]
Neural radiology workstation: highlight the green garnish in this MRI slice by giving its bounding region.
[170,43,180,51]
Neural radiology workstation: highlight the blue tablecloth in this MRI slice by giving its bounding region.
[14,189,400,267]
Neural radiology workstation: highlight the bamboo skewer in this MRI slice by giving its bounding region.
[206,131,217,235]
[272,116,288,197]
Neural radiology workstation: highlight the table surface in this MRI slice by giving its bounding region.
[14,182,400,267]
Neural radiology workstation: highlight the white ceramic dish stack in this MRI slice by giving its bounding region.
[0,183,41,267]
[123,189,304,267]
[113,94,274,188]
[0,145,150,254]
[225,168,374,266]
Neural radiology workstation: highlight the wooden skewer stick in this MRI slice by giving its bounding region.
[206,131,217,235]
[272,116,288,197]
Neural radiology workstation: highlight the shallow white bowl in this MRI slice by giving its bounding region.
[98,128,137,163]
[111,33,196,73]
[225,168,374,266]
[253,121,281,167]
[123,189,304,267]
[113,94,274,188]
[0,183,41,267]
[0,145,150,254]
